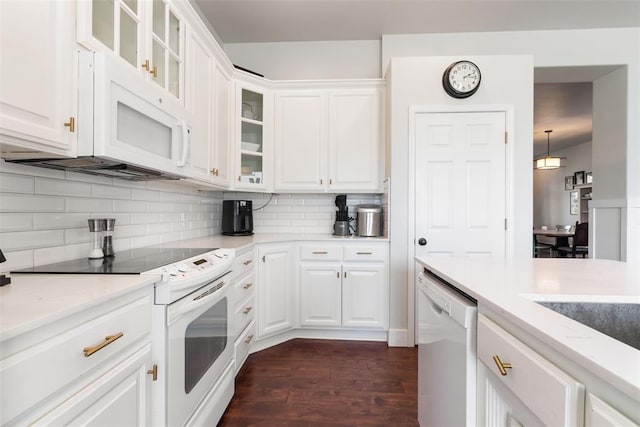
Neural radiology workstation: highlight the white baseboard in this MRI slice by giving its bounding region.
[387,328,410,347]
[250,328,389,354]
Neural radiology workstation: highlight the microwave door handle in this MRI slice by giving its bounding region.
[177,121,189,167]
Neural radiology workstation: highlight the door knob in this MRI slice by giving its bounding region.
[418,238,427,246]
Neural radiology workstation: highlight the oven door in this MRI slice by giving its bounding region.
[166,274,233,427]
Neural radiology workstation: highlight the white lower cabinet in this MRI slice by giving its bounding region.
[0,288,154,426]
[298,242,389,330]
[257,244,295,338]
[477,314,585,427]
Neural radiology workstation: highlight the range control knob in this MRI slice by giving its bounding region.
[176,263,189,273]
[166,265,179,276]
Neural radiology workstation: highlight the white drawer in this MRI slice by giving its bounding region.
[234,294,255,338]
[232,250,255,279]
[477,314,584,427]
[234,320,256,375]
[343,244,387,262]
[299,244,342,261]
[1,295,151,425]
[233,272,255,306]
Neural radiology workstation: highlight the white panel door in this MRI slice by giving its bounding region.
[299,263,341,327]
[274,92,327,191]
[415,111,506,258]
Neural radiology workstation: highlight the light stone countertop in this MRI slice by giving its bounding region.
[159,233,390,252]
[415,256,640,402]
[0,274,159,343]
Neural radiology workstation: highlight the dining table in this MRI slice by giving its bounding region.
[533,228,574,256]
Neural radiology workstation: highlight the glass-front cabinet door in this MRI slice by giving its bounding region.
[150,0,183,98]
[236,84,270,190]
[78,0,183,100]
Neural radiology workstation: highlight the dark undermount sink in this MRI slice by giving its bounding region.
[536,301,640,351]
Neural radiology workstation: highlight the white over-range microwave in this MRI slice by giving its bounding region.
[9,52,192,180]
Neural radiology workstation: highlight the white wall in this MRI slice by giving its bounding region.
[0,161,223,271]
[224,40,381,80]
[382,28,640,261]
[387,55,533,345]
[533,142,592,231]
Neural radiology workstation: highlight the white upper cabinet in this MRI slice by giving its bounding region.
[274,85,383,193]
[185,26,213,182]
[211,63,233,187]
[0,0,76,157]
[234,79,272,191]
[328,89,382,192]
[274,91,327,191]
[78,0,185,100]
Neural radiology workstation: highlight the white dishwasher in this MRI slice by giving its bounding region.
[417,268,477,427]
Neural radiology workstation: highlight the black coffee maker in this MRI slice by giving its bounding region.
[222,200,254,236]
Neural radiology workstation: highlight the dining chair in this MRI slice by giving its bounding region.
[557,222,588,258]
[533,232,553,257]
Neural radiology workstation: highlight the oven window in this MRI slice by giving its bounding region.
[184,297,228,394]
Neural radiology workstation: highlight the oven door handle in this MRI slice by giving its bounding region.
[167,278,230,325]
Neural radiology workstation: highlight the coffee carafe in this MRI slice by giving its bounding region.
[333,195,353,236]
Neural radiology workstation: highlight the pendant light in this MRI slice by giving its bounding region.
[534,130,565,170]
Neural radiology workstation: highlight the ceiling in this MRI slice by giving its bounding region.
[192,1,638,155]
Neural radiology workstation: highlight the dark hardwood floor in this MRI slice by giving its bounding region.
[219,339,418,426]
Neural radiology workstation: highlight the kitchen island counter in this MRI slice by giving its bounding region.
[415,257,640,404]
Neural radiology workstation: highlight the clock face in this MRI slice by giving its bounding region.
[443,61,481,98]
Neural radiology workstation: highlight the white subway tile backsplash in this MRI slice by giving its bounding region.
[64,227,92,244]
[92,183,132,199]
[34,243,91,265]
[33,213,88,230]
[36,177,91,197]
[66,197,113,212]
[1,194,65,212]
[0,173,34,193]
[0,213,33,231]
[1,249,33,271]
[114,199,146,212]
[1,164,380,268]
[0,230,64,251]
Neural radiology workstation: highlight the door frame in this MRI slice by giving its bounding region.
[406,104,515,346]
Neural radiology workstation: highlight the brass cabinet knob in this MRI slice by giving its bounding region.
[64,117,75,133]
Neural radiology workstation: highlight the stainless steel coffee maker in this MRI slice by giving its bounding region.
[333,195,353,236]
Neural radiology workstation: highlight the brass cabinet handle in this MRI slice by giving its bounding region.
[312,251,328,255]
[493,354,512,376]
[210,168,219,176]
[243,306,253,315]
[64,117,75,133]
[320,178,323,185]
[141,59,150,71]
[336,272,339,278]
[243,283,253,289]
[329,178,333,185]
[238,176,241,182]
[244,334,254,344]
[356,252,373,255]
[147,364,158,381]
[150,65,158,78]
[243,260,252,266]
[83,332,123,357]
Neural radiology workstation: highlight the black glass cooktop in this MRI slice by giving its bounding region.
[12,247,216,275]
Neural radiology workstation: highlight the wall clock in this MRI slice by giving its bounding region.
[442,60,481,99]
